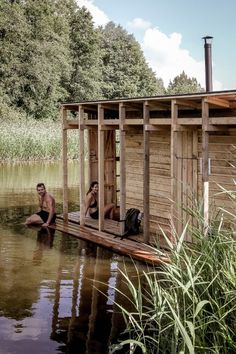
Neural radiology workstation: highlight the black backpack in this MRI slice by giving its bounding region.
[124,208,141,236]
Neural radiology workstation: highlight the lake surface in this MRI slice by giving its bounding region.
[0,162,144,354]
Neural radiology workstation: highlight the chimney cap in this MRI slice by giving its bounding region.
[202,36,213,44]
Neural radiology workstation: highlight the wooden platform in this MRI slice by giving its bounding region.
[50,215,170,265]
[57,211,125,236]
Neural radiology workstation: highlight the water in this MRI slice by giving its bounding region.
[0,162,144,354]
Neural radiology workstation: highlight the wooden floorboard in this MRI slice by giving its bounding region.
[50,218,170,265]
[57,211,123,236]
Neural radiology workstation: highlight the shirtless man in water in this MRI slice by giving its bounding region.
[24,183,56,227]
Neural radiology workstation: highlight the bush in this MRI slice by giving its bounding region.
[110,206,236,354]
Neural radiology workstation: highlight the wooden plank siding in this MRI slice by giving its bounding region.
[61,90,236,246]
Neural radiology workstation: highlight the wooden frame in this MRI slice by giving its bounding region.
[61,90,236,242]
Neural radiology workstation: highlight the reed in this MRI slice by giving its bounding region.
[109,202,236,354]
[0,117,79,161]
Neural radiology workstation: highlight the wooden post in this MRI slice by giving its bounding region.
[98,104,105,231]
[62,107,68,222]
[143,101,150,243]
[119,103,126,236]
[79,105,85,226]
[171,100,180,234]
[202,98,209,235]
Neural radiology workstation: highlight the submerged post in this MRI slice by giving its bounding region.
[202,36,213,92]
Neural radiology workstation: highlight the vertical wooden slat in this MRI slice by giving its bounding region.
[104,130,116,204]
[98,104,104,231]
[182,131,188,226]
[192,130,198,197]
[192,129,198,221]
[89,129,98,182]
[62,107,68,222]
[79,105,85,226]
[171,100,179,234]
[143,101,150,243]
[119,103,126,236]
[202,98,209,235]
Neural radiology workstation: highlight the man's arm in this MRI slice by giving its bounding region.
[42,196,55,227]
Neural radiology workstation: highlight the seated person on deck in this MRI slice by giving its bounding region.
[24,183,56,227]
[85,181,115,220]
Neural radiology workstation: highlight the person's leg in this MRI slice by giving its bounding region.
[24,213,44,225]
[104,203,115,219]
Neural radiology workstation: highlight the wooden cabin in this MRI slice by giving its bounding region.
[61,90,236,244]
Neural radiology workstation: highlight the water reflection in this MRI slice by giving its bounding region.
[0,163,144,354]
[0,223,143,354]
[33,227,55,265]
[0,161,82,222]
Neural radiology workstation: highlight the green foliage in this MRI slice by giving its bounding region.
[0,1,203,122]
[0,0,72,119]
[68,6,103,101]
[109,205,236,353]
[167,71,203,95]
[99,22,165,99]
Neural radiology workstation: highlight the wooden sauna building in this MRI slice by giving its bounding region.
[61,90,236,244]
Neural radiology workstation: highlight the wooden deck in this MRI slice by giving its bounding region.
[50,213,170,265]
[57,211,124,236]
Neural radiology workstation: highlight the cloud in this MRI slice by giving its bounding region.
[76,0,109,26]
[142,26,222,90]
[127,17,151,30]
[74,3,223,91]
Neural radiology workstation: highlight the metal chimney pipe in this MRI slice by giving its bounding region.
[202,36,213,92]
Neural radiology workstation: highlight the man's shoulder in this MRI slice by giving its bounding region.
[46,192,55,201]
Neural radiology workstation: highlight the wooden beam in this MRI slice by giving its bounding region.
[149,118,171,125]
[148,100,171,109]
[171,100,179,235]
[210,117,236,125]
[207,96,230,108]
[176,98,201,109]
[119,103,126,235]
[173,125,198,132]
[178,118,202,125]
[125,118,143,125]
[144,124,169,131]
[100,103,119,110]
[202,98,209,235]
[98,104,105,231]
[62,108,68,222]
[79,106,85,226]
[143,101,150,243]
[123,102,143,110]
[100,122,119,128]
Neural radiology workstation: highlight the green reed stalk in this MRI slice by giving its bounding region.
[0,117,80,161]
[109,201,236,354]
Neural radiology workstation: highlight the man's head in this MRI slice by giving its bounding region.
[36,183,46,196]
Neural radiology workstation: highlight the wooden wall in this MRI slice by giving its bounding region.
[199,129,236,222]
[125,128,172,239]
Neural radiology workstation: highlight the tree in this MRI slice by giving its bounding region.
[0,0,72,119]
[0,0,31,111]
[99,22,164,99]
[20,0,72,118]
[166,71,203,94]
[67,6,102,101]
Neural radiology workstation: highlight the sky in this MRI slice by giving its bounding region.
[76,0,236,91]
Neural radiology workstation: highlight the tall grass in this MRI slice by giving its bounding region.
[0,117,79,161]
[109,202,236,353]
